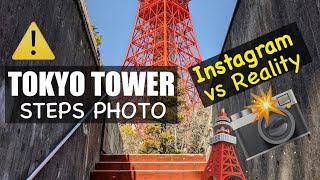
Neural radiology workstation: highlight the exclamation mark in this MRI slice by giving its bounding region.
[31,30,36,55]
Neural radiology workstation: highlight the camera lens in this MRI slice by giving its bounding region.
[258,107,295,144]
[264,114,288,137]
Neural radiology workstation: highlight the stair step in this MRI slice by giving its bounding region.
[99,154,206,162]
[91,154,207,180]
[90,170,203,180]
[95,162,206,170]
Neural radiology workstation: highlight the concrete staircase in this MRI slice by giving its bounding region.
[90,154,206,180]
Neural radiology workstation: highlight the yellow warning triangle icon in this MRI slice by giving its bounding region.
[12,22,55,60]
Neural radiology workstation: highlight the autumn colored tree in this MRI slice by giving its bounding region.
[120,124,140,154]
[120,70,203,154]
[138,124,177,154]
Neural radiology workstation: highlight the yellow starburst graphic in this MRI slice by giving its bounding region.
[246,88,286,124]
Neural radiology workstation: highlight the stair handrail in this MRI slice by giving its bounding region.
[26,93,108,180]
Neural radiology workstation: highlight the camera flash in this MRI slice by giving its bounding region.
[263,102,270,108]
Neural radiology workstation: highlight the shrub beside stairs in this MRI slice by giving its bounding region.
[90,154,206,180]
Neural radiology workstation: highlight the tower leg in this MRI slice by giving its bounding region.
[201,142,246,180]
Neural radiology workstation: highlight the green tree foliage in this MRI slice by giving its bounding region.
[92,25,103,46]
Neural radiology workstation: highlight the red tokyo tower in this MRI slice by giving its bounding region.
[121,0,202,106]
[202,108,246,180]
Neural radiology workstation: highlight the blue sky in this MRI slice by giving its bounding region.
[86,0,237,66]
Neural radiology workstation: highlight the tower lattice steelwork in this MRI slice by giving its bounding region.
[122,0,202,105]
